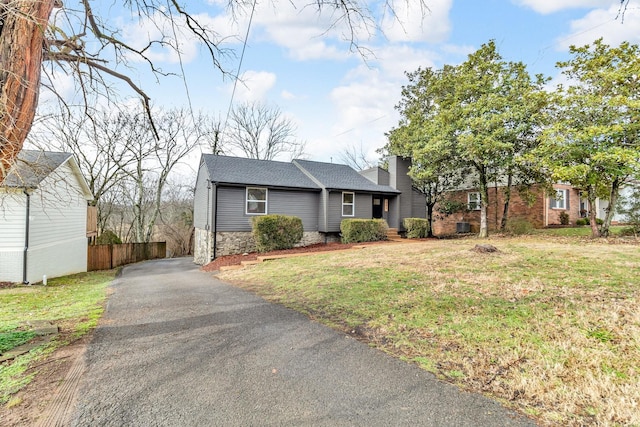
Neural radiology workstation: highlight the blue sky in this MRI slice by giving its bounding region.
[43,0,640,168]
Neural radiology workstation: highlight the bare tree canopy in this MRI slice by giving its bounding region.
[338,142,378,170]
[28,105,212,242]
[0,0,428,181]
[226,101,306,160]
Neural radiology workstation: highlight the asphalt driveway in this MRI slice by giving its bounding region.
[70,257,535,426]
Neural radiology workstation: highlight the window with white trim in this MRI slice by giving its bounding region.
[551,189,568,210]
[342,192,355,216]
[467,192,481,210]
[246,187,267,215]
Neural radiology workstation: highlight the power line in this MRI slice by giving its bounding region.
[222,0,257,137]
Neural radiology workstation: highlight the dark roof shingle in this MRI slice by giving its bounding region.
[2,150,72,188]
[294,159,399,193]
[202,155,320,190]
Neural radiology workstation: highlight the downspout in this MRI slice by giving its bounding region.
[23,189,31,284]
[212,183,218,261]
[206,182,210,260]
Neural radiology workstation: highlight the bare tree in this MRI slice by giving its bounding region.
[114,107,208,242]
[1,1,427,181]
[338,142,378,170]
[157,179,195,257]
[226,101,305,160]
[29,105,211,242]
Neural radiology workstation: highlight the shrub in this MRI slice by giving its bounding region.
[576,218,605,226]
[404,218,430,238]
[340,219,387,243]
[96,230,122,245]
[559,211,570,225]
[251,215,303,252]
[503,218,534,235]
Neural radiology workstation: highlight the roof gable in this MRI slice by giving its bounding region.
[201,155,320,190]
[294,159,399,194]
[2,150,72,188]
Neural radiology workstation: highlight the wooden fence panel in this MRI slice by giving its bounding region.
[87,242,167,271]
[87,245,113,271]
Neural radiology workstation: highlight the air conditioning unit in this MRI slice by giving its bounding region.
[456,222,470,233]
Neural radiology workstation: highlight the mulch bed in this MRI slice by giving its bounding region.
[0,281,18,289]
[201,241,393,272]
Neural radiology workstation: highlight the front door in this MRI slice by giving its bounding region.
[373,197,383,219]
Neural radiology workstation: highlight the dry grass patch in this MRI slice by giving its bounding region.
[219,237,640,426]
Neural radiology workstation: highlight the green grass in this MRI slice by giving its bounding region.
[0,332,37,354]
[534,225,625,237]
[0,270,116,404]
[219,237,640,426]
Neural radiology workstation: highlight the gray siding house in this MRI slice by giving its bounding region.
[193,155,425,264]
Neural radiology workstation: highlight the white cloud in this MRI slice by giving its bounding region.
[232,70,277,102]
[280,90,298,101]
[306,68,400,162]
[441,43,476,57]
[246,1,357,61]
[514,0,613,14]
[556,3,640,49]
[374,45,440,79]
[380,0,453,43]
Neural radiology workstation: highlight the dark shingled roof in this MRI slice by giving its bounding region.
[202,155,321,190]
[294,159,399,194]
[2,150,72,188]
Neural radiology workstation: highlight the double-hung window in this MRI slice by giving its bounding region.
[551,189,568,210]
[246,187,267,215]
[467,192,481,210]
[342,192,355,217]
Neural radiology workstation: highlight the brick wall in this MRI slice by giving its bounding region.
[432,185,581,236]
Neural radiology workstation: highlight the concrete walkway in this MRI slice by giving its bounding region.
[69,257,536,426]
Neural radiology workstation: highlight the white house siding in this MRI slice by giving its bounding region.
[0,191,27,282]
[23,163,87,283]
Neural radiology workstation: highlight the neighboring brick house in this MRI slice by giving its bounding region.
[432,183,582,235]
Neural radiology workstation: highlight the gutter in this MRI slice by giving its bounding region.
[212,182,218,261]
[23,188,31,284]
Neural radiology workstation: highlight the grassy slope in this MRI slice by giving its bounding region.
[219,236,639,426]
[0,270,116,404]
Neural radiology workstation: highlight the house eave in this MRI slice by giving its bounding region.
[210,180,322,192]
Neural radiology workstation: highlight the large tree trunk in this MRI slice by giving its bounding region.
[0,0,54,181]
[500,172,513,231]
[478,167,489,238]
[426,202,435,237]
[587,184,600,238]
[600,177,621,238]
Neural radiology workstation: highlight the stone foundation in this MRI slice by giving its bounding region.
[296,231,326,247]
[215,232,257,256]
[216,231,329,256]
[193,228,213,265]
[194,230,338,264]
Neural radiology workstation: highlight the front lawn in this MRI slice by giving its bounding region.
[534,225,626,237]
[218,236,640,426]
[0,270,116,404]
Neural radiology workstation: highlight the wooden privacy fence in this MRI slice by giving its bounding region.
[88,242,167,271]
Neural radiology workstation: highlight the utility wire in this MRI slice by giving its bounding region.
[222,0,257,136]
